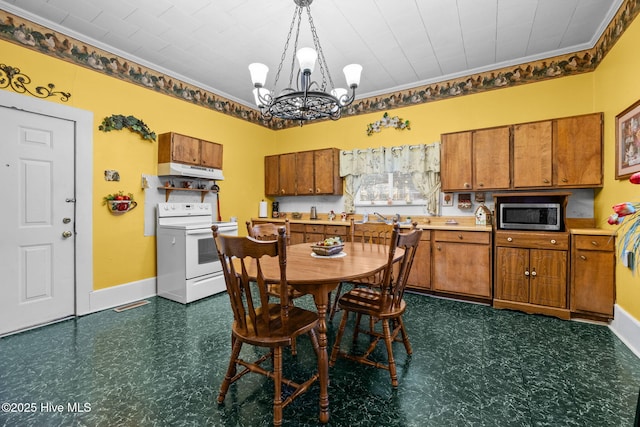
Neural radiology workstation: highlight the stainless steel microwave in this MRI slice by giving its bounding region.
[499,203,561,231]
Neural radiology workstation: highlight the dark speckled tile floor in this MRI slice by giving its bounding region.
[1,291,639,426]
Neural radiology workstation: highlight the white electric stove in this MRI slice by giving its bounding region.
[156,202,238,304]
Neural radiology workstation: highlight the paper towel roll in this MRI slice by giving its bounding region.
[259,200,268,218]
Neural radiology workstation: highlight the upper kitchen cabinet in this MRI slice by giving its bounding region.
[444,112,603,192]
[473,127,511,190]
[513,120,553,188]
[441,126,510,191]
[553,113,603,187]
[265,148,342,196]
[158,132,223,169]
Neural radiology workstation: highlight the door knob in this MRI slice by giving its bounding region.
[62,231,73,238]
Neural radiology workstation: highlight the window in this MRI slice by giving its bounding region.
[355,172,425,206]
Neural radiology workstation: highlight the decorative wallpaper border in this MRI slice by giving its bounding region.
[1,0,638,130]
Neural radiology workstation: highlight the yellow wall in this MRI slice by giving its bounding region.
[1,39,275,289]
[2,12,640,323]
[593,15,640,319]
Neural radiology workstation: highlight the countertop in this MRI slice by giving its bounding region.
[253,217,613,235]
[252,217,493,232]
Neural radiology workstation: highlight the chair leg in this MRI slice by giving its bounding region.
[330,310,349,366]
[291,337,297,356]
[273,346,283,426]
[397,316,412,355]
[381,319,398,387]
[328,282,343,321]
[352,312,363,343]
[217,338,243,403]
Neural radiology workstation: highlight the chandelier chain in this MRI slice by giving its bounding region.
[273,6,300,90]
[305,5,333,91]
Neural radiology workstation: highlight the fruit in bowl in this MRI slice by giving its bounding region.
[311,237,344,256]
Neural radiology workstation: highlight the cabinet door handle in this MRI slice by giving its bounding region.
[524,270,530,276]
[591,241,599,247]
[478,183,484,187]
[437,245,441,251]
[507,237,513,242]
[543,178,550,183]
[281,189,285,194]
[531,268,537,277]
[458,234,463,240]
[580,255,587,260]
[550,239,557,244]
[562,178,568,183]
[316,187,321,193]
[464,182,471,189]
[309,188,313,193]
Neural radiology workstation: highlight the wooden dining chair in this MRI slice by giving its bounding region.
[246,219,306,354]
[213,225,320,426]
[329,223,422,387]
[246,219,291,245]
[328,219,395,321]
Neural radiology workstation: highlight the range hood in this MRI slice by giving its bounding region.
[157,162,224,180]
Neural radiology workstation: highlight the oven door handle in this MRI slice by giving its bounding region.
[185,229,214,237]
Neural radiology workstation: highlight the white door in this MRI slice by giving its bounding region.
[0,106,76,335]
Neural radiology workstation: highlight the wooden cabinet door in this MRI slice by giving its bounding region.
[200,140,223,169]
[170,133,200,165]
[513,121,552,188]
[441,131,473,191]
[432,235,491,298]
[279,153,297,195]
[529,249,567,308]
[296,150,315,196]
[495,247,529,303]
[265,155,280,196]
[572,249,614,316]
[314,148,339,194]
[407,231,431,290]
[571,235,615,317]
[289,224,305,245]
[473,126,511,190]
[554,113,603,187]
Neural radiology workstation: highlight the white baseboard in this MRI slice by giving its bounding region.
[86,277,157,314]
[610,304,640,359]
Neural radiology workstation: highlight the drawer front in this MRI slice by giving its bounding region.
[495,231,569,250]
[325,225,348,236]
[290,223,306,233]
[418,229,431,241]
[305,224,325,234]
[433,230,489,244]
[573,235,614,251]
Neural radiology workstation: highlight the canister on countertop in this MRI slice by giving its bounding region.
[310,206,318,220]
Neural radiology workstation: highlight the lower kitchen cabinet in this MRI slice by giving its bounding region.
[432,230,492,299]
[287,222,349,245]
[570,233,615,319]
[407,230,431,290]
[494,231,569,319]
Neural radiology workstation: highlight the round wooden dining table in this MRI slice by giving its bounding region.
[239,241,404,424]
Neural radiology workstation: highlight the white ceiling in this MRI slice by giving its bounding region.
[0,0,623,108]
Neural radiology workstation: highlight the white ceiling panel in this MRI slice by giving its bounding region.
[0,0,623,107]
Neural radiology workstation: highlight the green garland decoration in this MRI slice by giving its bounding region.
[366,112,411,136]
[99,114,156,141]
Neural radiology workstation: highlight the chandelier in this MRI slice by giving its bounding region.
[248,0,362,124]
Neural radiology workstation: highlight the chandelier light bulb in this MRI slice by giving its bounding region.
[343,64,362,88]
[296,48,317,73]
[331,88,348,104]
[248,63,269,87]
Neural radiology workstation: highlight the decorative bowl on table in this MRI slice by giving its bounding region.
[311,237,344,256]
[311,243,344,256]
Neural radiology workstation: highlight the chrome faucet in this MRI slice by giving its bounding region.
[373,212,388,221]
